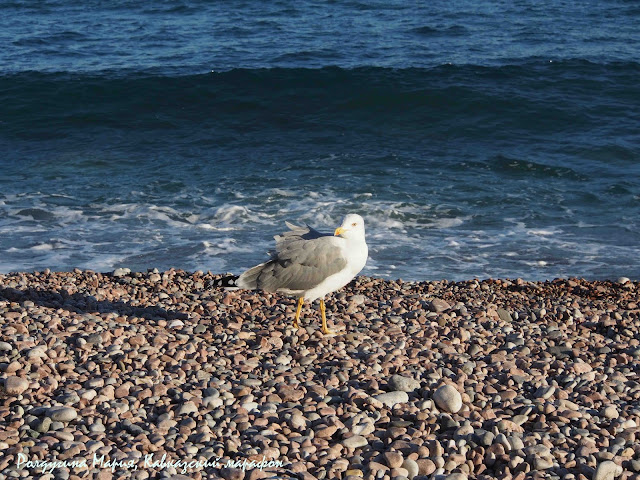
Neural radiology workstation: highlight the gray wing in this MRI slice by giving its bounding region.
[237,222,348,292]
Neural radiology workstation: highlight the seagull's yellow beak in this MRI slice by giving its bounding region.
[334,227,346,236]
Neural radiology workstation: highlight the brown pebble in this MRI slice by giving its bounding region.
[383,451,404,469]
[368,461,389,473]
[128,335,145,346]
[97,470,112,480]
[114,383,130,399]
[315,425,338,439]
[3,376,29,395]
[416,458,436,475]
[5,361,21,374]
[277,385,304,402]
[221,468,244,480]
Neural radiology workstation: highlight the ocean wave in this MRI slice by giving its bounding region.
[412,25,468,37]
[488,156,588,181]
[2,61,639,137]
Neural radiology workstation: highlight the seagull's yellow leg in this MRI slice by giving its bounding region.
[293,297,304,329]
[320,299,334,335]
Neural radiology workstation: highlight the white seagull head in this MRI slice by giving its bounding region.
[334,213,366,240]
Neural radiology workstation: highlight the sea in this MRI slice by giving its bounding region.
[1,0,639,281]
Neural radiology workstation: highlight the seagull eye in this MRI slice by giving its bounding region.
[351,222,357,227]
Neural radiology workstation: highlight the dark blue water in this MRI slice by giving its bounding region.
[1,1,639,280]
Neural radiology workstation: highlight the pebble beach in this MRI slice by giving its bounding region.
[1,270,639,480]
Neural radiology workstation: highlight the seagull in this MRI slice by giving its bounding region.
[220,214,368,334]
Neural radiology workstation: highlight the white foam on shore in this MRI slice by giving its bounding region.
[31,243,56,251]
[201,238,253,256]
[212,205,251,224]
[0,188,637,280]
[528,229,556,236]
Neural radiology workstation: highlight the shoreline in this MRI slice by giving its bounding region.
[1,270,639,480]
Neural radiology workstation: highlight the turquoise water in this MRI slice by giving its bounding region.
[1,1,639,280]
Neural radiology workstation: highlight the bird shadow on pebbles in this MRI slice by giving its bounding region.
[0,286,189,322]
